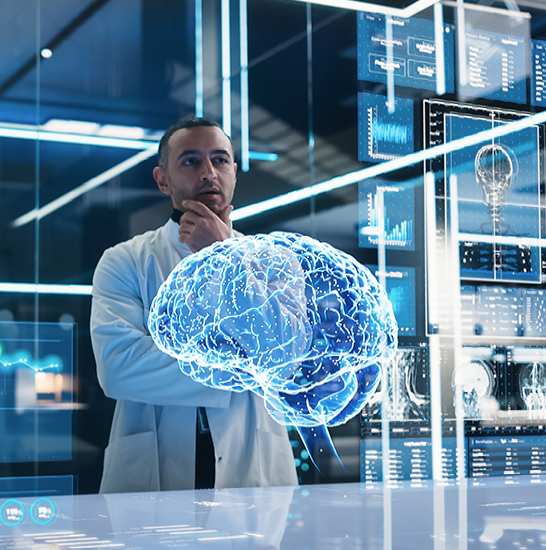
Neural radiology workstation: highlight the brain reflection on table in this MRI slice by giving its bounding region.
[148,232,397,440]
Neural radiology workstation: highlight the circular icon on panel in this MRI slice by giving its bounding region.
[0,499,25,526]
[30,498,56,525]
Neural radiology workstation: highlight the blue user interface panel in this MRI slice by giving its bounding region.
[531,39,546,106]
[460,29,527,104]
[357,12,455,92]
[0,476,73,532]
[445,113,542,283]
[358,92,414,162]
[358,180,415,251]
[468,435,546,481]
[460,285,546,337]
[361,435,457,488]
[366,266,416,336]
[0,321,73,462]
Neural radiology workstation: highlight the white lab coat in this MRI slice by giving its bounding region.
[90,219,297,493]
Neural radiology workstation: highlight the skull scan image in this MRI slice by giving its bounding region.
[475,144,515,235]
[519,362,546,417]
[452,360,497,419]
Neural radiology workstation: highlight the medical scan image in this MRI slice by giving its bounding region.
[362,347,429,421]
[445,112,541,283]
[519,362,546,417]
[452,359,497,419]
[148,232,398,465]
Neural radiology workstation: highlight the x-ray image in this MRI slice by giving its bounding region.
[519,362,546,417]
[362,347,429,421]
[445,112,541,283]
[452,359,497,419]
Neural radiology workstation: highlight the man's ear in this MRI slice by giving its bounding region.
[153,166,170,196]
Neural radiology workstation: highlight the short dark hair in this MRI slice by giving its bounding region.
[157,117,232,168]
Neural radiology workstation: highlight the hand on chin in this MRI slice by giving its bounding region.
[178,199,233,252]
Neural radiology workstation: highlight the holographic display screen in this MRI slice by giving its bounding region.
[474,286,523,337]
[464,287,546,338]
[361,435,457,487]
[0,476,73,531]
[357,12,455,92]
[459,9,529,104]
[468,435,546,479]
[445,113,541,283]
[460,286,546,338]
[366,266,416,336]
[0,321,73,462]
[531,40,546,107]
[460,30,527,104]
[358,180,415,252]
[357,92,414,162]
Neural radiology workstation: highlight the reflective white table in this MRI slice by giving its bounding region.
[1,477,546,549]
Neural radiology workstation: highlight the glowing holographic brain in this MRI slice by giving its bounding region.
[148,232,397,428]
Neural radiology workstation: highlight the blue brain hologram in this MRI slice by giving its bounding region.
[149,232,398,437]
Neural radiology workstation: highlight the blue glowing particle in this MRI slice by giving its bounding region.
[149,232,398,431]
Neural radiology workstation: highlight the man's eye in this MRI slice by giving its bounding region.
[213,157,228,164]
[182,158,197,166]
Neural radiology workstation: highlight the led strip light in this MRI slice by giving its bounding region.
[0,124,156,150]
[12,147,157,228]
[0,283,93,295]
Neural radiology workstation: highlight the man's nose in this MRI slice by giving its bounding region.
[199,157,217,180]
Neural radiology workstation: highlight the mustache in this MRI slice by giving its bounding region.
[195,186,221,195]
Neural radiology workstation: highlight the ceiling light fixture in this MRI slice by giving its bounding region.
[0,122,156,150]
[42,119,101,134]
[96,125,146,140]
[3,120,159,228]
[248,151,278,161]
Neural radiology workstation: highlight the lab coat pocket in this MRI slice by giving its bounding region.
[256,428,297,487]
[100,430,159,493]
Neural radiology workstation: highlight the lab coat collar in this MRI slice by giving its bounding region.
[165,218,192,255]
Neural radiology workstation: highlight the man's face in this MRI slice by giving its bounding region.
[154,126,237,216]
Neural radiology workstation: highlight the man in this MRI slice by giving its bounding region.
[90,118,297,493]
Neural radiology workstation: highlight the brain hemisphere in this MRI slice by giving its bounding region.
[148,232,398,427]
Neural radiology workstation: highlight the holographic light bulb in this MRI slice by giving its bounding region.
[475,144,513,234]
